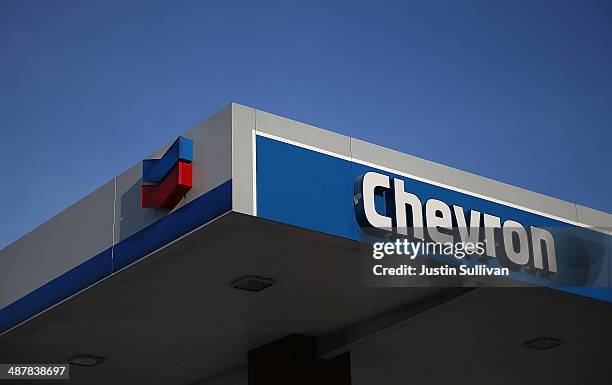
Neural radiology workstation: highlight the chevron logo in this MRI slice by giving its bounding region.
[140,136,193,209]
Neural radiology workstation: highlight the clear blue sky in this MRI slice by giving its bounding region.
[1,0,610,249]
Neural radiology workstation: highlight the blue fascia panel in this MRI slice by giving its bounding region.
[0,179,231,335]
[0,248,112,334]
[113,179,232,271]
[255,135,612,302]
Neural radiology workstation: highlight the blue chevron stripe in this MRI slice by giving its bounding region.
[142,137,193,183]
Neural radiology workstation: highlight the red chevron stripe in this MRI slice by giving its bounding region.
[141,161,192,209]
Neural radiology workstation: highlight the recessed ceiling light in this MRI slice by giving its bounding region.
[231,275,276,292]
[69,354,105,367]
[523,337,563,350]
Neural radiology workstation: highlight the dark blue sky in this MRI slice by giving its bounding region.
[1,0,610,248]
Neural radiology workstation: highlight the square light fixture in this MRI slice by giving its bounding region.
[523,337,563,350]
[69,354,105,367]
[231,275,276,292]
